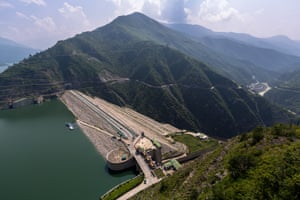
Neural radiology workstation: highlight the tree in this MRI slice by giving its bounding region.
[228,152,256,179]
[252,126,264,145]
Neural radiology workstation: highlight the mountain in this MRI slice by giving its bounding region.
[0,12,292,138]
[167,23,300,57]
[166,25,300,116]
[199,37,300,73]
[218,33,300,57]
[167,24,300,75]
[87,13,278,85]
[164,23,214,38]
[264,35,300,57]
[131,124,300,200]
[0,37,38,66]
[265,67,300,114]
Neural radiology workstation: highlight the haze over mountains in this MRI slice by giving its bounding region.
[0,12,297,138]
[167,22,300,115]
[167,23,300,57]
[167,23,300,78]
[0,37,38,66]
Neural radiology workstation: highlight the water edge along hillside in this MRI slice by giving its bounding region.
[0,100,135,200]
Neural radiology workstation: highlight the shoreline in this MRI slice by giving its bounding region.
[60,92,125,158]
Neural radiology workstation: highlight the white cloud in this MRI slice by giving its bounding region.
[20,0,46,6]
[109,0,144,16]
[0,1,13,8]
[15,11,55,32]
[31,16,56,32]
[16,11,30,20]
[142,0,162,19]
[58,2,90,27]
[108,0,187,23]
[255,8,264,15]
[198,0,242,22]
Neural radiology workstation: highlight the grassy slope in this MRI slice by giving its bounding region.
[171,133,218,154]
[131,124,300,200]
[101,174,144,200]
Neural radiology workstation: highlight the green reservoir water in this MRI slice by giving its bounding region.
[0,100,135,200]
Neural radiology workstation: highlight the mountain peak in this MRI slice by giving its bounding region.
[111,12,159,28]
[266,35,300,44]
[127,11,147,18]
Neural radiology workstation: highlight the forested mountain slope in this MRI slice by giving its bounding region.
[167,23,300,77]
[132,124,300,200]
[0,13,291,138]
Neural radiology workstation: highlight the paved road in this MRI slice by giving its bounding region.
[117,177,161,200]
[77,120,114,137]
[70,90,133,138]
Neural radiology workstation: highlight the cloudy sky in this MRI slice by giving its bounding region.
[0,0,299,49]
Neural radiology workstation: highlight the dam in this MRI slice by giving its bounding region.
[60,90,186,179]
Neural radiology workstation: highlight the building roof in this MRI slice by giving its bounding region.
[152,139,161,148]
[135,137,155,151]
[164,162,173,168]
[164,159,181,170]
[171,159,181,170]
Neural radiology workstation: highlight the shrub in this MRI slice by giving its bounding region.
[251,126,264,145]
[228,152,256,179]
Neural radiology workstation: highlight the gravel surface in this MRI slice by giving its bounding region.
[60,90,187,158]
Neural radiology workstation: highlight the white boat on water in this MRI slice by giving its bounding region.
[65,122,75,130]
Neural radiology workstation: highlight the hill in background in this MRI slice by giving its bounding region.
[0,37,38,66]
[167,23,300,82]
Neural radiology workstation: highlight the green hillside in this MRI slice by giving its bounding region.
[103,13,279,84]
[199,37,300,72]
[0,13,292,138]
[131,124,300,200]
[167,23,300,74]
[266,67,300,114]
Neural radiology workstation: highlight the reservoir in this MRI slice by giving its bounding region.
[0,100,135,200]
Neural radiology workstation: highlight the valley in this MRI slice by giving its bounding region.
[0,10,299,200]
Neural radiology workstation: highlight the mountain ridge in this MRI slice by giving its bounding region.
[166,23,300,76]
[98,13,278,84]
[167,23,300,57]
[0,12,292,138]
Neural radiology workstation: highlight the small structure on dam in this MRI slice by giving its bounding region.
[106,148,135,171]
[106,136,163,171]
[135,136,162,168]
